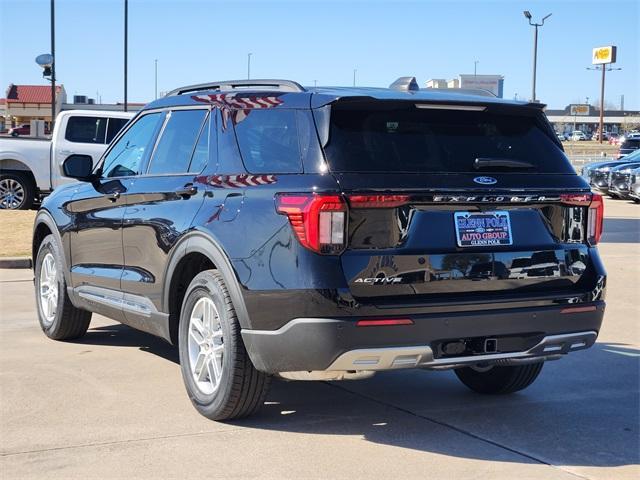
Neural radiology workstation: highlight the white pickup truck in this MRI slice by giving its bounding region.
[0,110,134,209]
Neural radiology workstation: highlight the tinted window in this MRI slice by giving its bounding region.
[101,113,162,178]
[621,139,640,149]
[65,116,106,144]
[234,109,302,173]
[189,113,211,173]
[106,118,129,143]
[148,110,207,175]
[323,104,574,174]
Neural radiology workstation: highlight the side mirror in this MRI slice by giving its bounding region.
[63,154,94,181]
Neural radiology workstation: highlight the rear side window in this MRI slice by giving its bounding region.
[234,109,303,173]
[148,109,207,175]
[65,116,107,144]
[106,118,129,143]
[323,104,574,174]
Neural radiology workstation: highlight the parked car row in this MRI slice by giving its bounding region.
[554,131,639,145]
[581,148,640,202]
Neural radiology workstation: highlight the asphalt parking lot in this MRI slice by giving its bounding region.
[1,199,638,480]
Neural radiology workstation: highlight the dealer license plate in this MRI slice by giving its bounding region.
[454,211,513,247]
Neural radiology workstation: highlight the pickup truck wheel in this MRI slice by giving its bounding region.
[454,362,544,394]
[0,172,35,210]
[34,235,92,340]
[178,270,271,421]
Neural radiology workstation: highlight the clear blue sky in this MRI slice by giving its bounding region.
[1,0,638,109]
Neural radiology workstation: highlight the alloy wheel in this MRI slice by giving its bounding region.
[0,178,25,209]
[187,297,224,395]
[39,253,58,324]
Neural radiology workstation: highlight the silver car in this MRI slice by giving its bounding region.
[629,167,640,202]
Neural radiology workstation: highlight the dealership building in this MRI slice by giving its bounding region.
[545,105,640,136]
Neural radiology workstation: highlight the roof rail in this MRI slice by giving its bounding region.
[165,79,306,97]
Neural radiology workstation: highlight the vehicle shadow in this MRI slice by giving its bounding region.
[74,324,639,469]
[73,323,180,364]
[602,218,640,243]
[234,342,639,468]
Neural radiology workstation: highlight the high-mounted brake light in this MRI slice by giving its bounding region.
[275,193,347,254]
[588,193,604,245]
[348,194,410,209]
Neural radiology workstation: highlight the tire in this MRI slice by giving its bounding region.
[0,171,35,210]
[178,270,270,420]
[34,235,92,340]
[454,362,544,395]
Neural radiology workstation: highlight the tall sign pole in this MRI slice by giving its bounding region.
[599,64,605,145]
[591,45,617,144]
[124,0,128,111]
[50,0,56,129]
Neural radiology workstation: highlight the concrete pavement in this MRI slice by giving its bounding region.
[1,199,638,479]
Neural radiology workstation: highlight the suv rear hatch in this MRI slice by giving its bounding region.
[315,100,603,304]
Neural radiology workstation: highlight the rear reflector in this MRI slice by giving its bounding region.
[356,318,414,327]
[275,193,347,254]
[560,306,597,314]
[348,194,410,209]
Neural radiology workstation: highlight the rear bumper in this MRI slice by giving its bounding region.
[241,302,605,373]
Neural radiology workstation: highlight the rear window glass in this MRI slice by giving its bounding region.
[323,104,573,174]
[106,118,129,143]
[234,109,303,174]
[65,116,107,144]
[621,139,640,149]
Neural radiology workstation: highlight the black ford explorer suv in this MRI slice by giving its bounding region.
[32,78,606,420]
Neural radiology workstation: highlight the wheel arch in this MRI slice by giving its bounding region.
[32,210,71,285]
[163,231,253,345]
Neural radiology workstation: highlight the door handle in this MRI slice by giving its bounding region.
[175,184,198,198]
[107,191,121,202]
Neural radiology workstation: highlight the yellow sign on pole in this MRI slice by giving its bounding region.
[592,46,617,65]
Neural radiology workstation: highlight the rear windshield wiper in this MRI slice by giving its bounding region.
[474,158,535,170]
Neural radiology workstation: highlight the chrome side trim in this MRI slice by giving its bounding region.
[326,331,598,372]
[76,285,154,317]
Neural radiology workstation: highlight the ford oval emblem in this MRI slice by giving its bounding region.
[473,176,497,185]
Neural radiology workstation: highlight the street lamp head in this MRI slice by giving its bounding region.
[35,53,53,68]
[523,10,532,19]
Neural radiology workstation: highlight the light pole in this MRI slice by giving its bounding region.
[154,59,158,99]
[124,0,128,111]
[50,0,56,129]
[353,69,357,87]
[474,60,479,77]
[587,65,621,143]
[523,10,551,102]
[247,53,252,80]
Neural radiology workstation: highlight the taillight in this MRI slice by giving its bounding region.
[560,193,604,244]
[348,194,410,209]
[275,193,347,254]
[588,193,604,245]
